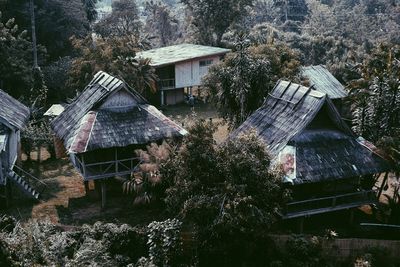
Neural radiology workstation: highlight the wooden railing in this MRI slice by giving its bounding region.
[284,190,377,219]
[13,165,49,195]
[159,78,175,90]
[75,157,141,180]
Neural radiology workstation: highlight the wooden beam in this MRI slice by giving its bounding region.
[101,180,106,209]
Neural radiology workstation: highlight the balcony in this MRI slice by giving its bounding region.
[284,190,377,219]
[74,156,141,180]
[158,78,176,90]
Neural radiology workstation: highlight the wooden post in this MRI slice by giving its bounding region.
[161,90,165,106]
[30,0,38,68]
[82,155,86,179]
[84,181,90,195]
[101,179,106,209]
[377,172,389,200]
[115,148,118,174]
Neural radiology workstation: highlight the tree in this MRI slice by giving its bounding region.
[349,43,400,142]
[94,0,142,38]
[0,11,35,100]
[180,0,253,45]
[0,0,90,60]
[82,0,98,22]
[68,35,157,97]
[144,1,180,47]
[162,120,287,265]
[203,37,300,129]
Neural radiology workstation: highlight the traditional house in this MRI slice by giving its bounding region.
[301,65,348,116]
[51,71,187,207]
[0,89,42,204]
[231,80,390,226]
[136,43,231,105]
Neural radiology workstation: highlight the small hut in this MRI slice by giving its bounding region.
[51,71,187,207]
[0,89,41,204]
[231,80,390,224]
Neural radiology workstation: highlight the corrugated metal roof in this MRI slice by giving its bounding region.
[301,65,348,99]
[52,71,187,154]
[136,43,231,67]
[231,80,389,184]
[0,89,30,129]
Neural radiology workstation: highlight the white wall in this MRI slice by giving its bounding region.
[175,56,221,88]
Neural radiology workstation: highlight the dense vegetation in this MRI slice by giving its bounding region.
[0,0,399,265]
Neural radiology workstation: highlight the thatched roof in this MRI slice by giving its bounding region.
[0,89,30,130]
[301,65,348,99]
[52,71,187,154]
[231,80,389,184]
[136,44,231,67]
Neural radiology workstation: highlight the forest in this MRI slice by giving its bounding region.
[0,0,399,266]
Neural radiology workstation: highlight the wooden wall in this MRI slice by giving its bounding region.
[175,55,221,88]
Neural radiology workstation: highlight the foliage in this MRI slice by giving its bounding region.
[123,142,174,205]
[29,67,48,108]
[82,0,98,22]
[0,0,89,60]
[21,120,54,161]
[68,34,156,96]
[0,217,147,266]
[349,44,400,143]
[353,246,399,267]
[203,37,300,129]
[0,11,34,99]
[283,235,326,267]
[42,56,74,103]
[94,0,142,39]
[180,0,253,45]
[162,120,287,265]
[146,219,182,266]
[144,1,180,47]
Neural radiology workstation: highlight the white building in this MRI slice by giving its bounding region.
[136,44,231,105]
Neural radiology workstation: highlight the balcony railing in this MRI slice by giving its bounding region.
[158,78,176,90]
[74,156,141,180]
[284,190,377,219]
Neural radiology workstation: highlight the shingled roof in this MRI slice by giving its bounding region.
[136,44,231,67]
[231,80,389,184]
[301,65,348,99]
[0,89,30,130]
[52,71,187,154]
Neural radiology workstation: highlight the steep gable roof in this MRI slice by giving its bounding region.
[301,65,348,99]
[52,71,187,154]
[0,89,30,130]
[136,44,231,67]
[231,80,389,184]
[231,80,352,156]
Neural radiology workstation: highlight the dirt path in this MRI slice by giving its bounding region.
[31,174,85,224]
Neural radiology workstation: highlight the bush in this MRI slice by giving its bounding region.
[161,120,288,266]
[0,218,147,266]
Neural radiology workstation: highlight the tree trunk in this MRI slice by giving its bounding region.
[30,0,38,68]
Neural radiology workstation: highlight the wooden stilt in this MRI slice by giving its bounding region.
[101,180,106,209]
[5,180,12,208]
[84,181,90,195]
